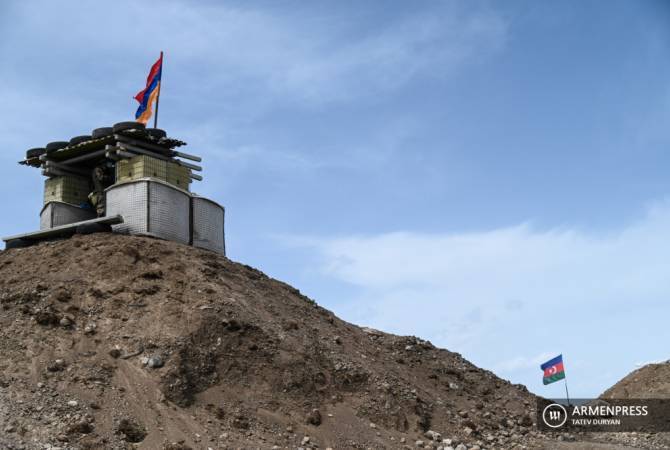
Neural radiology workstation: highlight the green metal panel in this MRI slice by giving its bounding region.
[44,176,91,206]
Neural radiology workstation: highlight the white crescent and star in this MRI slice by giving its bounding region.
[547,366,557,375]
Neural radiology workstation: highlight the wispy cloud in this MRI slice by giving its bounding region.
[279,199,670,395]
[2,1,507,107]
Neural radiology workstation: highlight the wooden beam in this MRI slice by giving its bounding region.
[174,160,202,172]
[44,161,90,177]
[173,151,202,162]
[57,148,108,165]
[118,143,202,172]
[117,143,171,161]
[113,134,173,156]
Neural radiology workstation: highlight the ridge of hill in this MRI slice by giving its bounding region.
[0,233,647,450]
[600,362,670,400]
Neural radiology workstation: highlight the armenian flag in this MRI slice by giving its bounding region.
[540,354,566,385]
[134,52,163,125]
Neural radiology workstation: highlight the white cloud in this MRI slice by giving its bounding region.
[294,202,670,305]
[3,1,507,106]
[280,200,670,395]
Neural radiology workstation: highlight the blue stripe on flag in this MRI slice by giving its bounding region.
[540,354,563,370]
[135,74,160,119]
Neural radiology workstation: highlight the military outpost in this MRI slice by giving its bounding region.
[2,121,225,254]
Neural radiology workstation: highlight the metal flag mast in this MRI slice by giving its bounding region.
[563,355,571,405]
[153,51,164,129]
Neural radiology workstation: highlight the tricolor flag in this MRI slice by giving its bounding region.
[540,354,566,385]
[134,52,163,125]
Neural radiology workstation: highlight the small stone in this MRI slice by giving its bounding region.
[306,408,322,426]
[519,414,533,427]
[425,430,441,441]
[301,436,310,445]
[109,348,121,359]
[147,356,164,368]
[67,400,78,407]
[415,440,425,448]
[84,323,97,335]
[54,288,72,302]
[67,420,93,434]
[334,336,342,345]
[47,359,66,372]
[117,418,146,443]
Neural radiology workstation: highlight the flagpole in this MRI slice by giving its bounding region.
[562,354,571,405]
[153,51,163,129]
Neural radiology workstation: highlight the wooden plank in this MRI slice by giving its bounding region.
[57,148,109,165]
[48,136,115,162]
[115,134,201,162]
[113,134,173,156]
[117,143,170,161]
[117,143,202,172]
[44,161,90,177]
[2,215,123,243]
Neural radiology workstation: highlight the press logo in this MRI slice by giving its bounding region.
[542,403,568,428]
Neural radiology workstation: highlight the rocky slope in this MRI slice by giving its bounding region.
[0,233,653,450]
[601,362,670,400]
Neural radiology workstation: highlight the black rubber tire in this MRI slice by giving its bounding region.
[92,127,113,139]
[26,147,46,159]
[113,121,146,133]
[5,239,32,250]
[69,135,92,146]
[75,222,112,235]
[146,128,167,139]
[45,141,69,154]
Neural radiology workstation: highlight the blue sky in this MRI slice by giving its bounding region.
[1,0,669,398]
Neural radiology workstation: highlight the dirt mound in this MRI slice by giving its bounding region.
[601,362,670,399]
[0,234,569,449]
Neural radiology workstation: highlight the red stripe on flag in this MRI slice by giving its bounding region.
[134,53,163,103]
[543,361,564,377]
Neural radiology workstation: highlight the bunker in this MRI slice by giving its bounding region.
[3,121,225,254]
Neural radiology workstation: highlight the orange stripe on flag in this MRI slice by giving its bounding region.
[136,81,161,125]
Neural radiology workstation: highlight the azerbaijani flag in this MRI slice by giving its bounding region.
[134,52,163,125]
[540,354,566,385]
